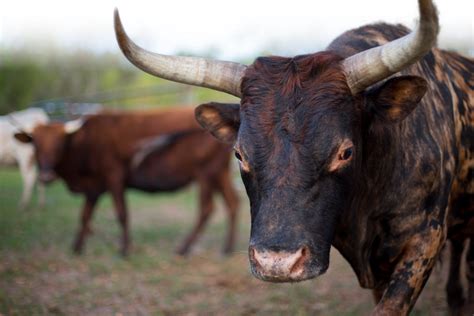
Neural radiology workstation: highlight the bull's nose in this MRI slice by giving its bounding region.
[249,245,310,282]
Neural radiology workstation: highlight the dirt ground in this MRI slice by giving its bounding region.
[0,171,455,315]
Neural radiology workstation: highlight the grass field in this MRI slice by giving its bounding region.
[0,168,449,315]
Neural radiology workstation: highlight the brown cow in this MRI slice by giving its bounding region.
[14,108,239,256]
[115,0,473,314]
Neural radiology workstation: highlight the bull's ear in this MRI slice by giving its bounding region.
[195,102,240,143]
[366,76,427,124]
[14,132,33,143]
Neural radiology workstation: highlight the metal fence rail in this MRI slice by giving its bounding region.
[29,83,193,121]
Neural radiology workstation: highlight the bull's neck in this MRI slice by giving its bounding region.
[333,122,403,288]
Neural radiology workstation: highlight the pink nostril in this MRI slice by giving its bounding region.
[289,246,310,274]
[249,245,311,279]
[249,247,255,261]
[249,247,255,260]
[249,247,262,269]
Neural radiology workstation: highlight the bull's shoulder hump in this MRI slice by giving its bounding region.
[327,23,411,58]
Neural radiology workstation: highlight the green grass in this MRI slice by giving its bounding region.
[0,168,197,253]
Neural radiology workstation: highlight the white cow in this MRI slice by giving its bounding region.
[0,108,49,210]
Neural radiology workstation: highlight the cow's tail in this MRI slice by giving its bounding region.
[130,129,202,169]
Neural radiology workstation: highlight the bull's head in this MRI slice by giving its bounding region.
[115,0,438,282]
[14,119,84,184]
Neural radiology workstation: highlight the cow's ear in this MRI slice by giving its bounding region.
[14,132,33,143]
[366,76,427,124]
[195,102,240,143]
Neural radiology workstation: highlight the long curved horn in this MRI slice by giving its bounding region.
[342,0,439,94]
[114,9,247,98]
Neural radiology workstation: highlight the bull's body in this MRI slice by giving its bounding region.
[328,23,474,312]
[0,108,49,210]
[19,109,239,255]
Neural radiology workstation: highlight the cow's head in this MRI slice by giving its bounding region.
[114,0,438,282]
[14,119,84,184]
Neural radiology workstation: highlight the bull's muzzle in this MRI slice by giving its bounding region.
[249,245,318,282]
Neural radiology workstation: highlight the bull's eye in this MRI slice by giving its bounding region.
[340,147,353,161]
[234,147,250,172]
[329,141,354,172]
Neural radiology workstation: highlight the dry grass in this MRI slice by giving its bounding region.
[0,170,449,315]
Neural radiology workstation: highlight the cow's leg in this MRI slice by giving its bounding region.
[110,186,130,256]
[73,194,100,254]
[176,179,214,255]
[372,230,445,316]
[446,239,465,316]
[37,181,46,210]
[17,155,35,211]
[466,239,474,313]
[217,171,239,255]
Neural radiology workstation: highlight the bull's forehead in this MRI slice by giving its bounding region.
[237,53,358,185]
[238,116,346,175]
[240,52,353,137]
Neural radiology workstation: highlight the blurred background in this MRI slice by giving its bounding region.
[1,0,472,314]
[1,0,472,115]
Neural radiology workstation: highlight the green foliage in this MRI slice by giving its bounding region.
[0,49,238,115]
[0,54,44,114]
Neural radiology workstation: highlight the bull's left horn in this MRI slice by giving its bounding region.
[114,9,247,98]
[342,0,439,94]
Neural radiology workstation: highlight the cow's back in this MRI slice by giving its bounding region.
[56,108,210,192]
[69,108,200,160]
[128,130,231,192]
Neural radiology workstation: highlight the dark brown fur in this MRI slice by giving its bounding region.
[330,24,474,315]
[17,108,239,256]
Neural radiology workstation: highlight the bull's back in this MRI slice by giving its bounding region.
[442,51,474,196]
[443,52,474,240]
